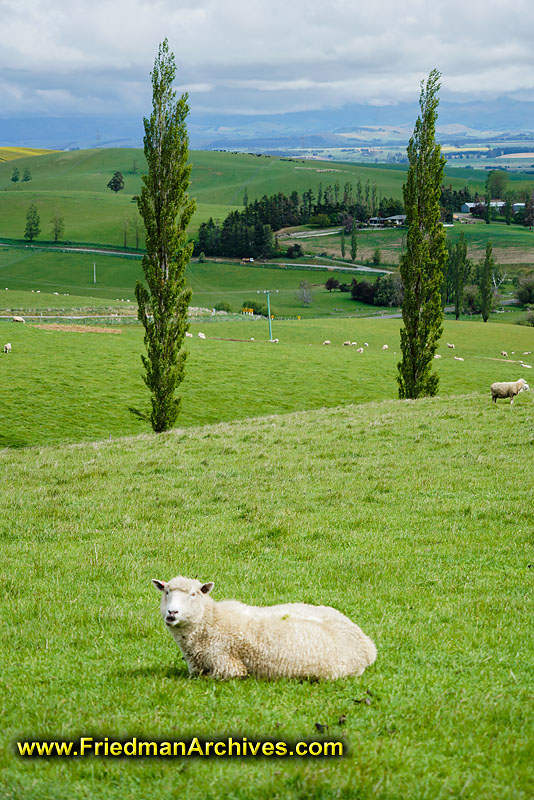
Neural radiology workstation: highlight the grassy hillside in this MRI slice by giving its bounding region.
[0,148,492,247]
[1,317,532,448]
[1,394,533,799]
[0,248,384,317]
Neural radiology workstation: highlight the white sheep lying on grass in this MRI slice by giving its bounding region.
[382,344,388,350]
[152,576,377,680]
[323,340,331,345]
[198,332,206,339]
[12,316,25,324]
[446,342,455,349]
[490,378,530,405]
[3,343,11,354]
[185,332,193,338]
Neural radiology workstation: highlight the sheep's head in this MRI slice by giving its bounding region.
[520,380,530,392]
[152,576,214,628]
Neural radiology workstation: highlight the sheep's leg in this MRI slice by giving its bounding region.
[213,659,248,680]
[510,395,514,406]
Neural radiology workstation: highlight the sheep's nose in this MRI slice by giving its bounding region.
[166,610,178,618]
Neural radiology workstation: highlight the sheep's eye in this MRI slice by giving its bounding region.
[191,591,196,597]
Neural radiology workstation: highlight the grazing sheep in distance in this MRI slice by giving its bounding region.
[356,347,364,353]
[434,354,441,359]
[12,316,25,324]
[198,332,206,339]
[364,342,369,347]
[152,577,377,681]
[490,378,530,405]
[382,344,388,350]
[250,337,255,341]
[521,363,532,369]
[4,343,11,354]
[269,338,279,343]
[454,356,464,362]
[185,332,193,338]
[323,340,331,345]
[350,341,357,347]
[501,351,508,358]
[343,341,351,346]
[524,351,531,356]
[447,343,455,349]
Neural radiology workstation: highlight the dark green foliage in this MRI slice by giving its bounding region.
[340,228,346,258]
[242,299,268,316]
[50,210,65,242]
[351,279,376,304]
[486,169,508,199]
[350,221,357,261]
[484,193,491,225]
[24,202,40,241]
[107,171,124,194]
[516,272,534,305]
[397,69,447,399]
[504,193,513,225]
[524,192,534,228]
[287,243,303,258]
[325,277,340,292]
[445,232,471,320]
[480,242,494,322]
[133,40,196,432]
[214,301,232,312]
[10,167,19,183]
[22,167,32,182]
[372,247,381,265]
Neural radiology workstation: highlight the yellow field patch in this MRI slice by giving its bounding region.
[0,146,57,162]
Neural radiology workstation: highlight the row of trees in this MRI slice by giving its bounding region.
[11,167,32,183]
[23,203,65,242]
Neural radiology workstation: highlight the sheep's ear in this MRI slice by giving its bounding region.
[152,579,166,592]
[200,582,214,595]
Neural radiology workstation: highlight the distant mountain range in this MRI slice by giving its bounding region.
[1,97,533,151]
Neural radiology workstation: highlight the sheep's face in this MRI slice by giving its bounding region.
[520,380,530,393]
[152,577,214,628]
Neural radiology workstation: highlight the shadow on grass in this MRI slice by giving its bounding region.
[118,663,189,679]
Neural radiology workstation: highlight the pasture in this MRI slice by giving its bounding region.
[1,317,533,448]
[0,247,384,317]
[1,390,533,799]
[0,147,493,246]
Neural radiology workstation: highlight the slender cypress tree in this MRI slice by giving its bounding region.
[132,40,196,432]
[452,232,470,320]
[480,242,494,323]
[397,69,447,399]
[350,221,357,261]
[24,202,41,241]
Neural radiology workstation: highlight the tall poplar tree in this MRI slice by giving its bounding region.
[350,221,357,261]
[132,39,196,432]
[480,242,494,323]
[24,203,41,241]
[397,69,447,399]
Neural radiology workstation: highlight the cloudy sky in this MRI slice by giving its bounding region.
[1,0,533,130]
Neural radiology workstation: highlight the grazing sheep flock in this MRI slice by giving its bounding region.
[490,378,530,405]
[153,577,377,681]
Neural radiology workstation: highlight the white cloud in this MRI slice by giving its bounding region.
[0,0,533,117]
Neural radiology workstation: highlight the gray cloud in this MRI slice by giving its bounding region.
[0,0,533,118]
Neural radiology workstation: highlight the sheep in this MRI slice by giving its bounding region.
[434,354,441,359]
[350,341,357,347]
[12,316,25,324]
[185,332,193,338]
[269,338,279,343]
[323,340,331,345]
[356,347,364,353]
[490,378,530,405]
[501,351,508,358]
[454,356,464,362]
[152,576,377,681]
[198,332,206,339]
[343,341,351,346]
[521,363,532,369]
[382,344,388,350]
[446,343,455,349]
[250,337,255,342]
[524,351,531,356]
[3,343,11,354]
[364,342,369,347]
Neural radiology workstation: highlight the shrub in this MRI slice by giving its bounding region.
[287,244,303,259]
[242,300,268,316]
[214,301,232,312]
[517,273,534,305]
[351,279,377,305]
[372,247,382,266]
[309,214,332,228]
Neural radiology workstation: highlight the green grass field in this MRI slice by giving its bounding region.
[1,389,533,799]
[0,147,494,247]
[1,317,533,448]
[0,248,385,317]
